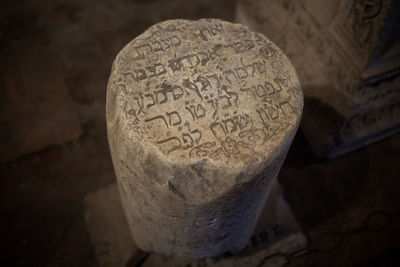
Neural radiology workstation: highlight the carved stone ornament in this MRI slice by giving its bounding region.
[106,19,303,258]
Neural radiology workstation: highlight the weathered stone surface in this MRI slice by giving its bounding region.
[83,182,308,267]
[236,0,400,158]
[142,182,308,266]
[106,19,303,258]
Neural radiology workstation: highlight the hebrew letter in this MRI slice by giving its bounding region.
[182,79,202,99]
[155,88,168,104]
[233,41,246,53]
[245,39,255,50]
[222,70,238,84]
[182,54,200,68]
[255,84,267,98]
[279,101,298,116]
[172,85,185,100]
[145,115,168,128]
[195,75,211,92]
[144,93,156,108]
[208,44,222,60]
[135,96,146,115]
[134,44,152,57]
[240,86,256,98]
[222,86,238,106]
[210,122,226,139]
[220,95,232,109]
[274,77,288,92]
[222,118,237,133]
[170,35,181,46]
[237,114,251,130]
[181,133,194,149]
[265,102,279,120]
[168,58,183,72]
[185,104,196,121]
[235,67,248,80]
[206,74,221,88]
[156,137,181,154]
[198,52,210,66]
[166,111,181,126]
[151,41,163,52]
[134,69,147,81]
[199,28,212,41]
[257,108,270,126]
[264,82,276,96]
[146,63,166,78]
[186,122,202,144]
[154,63,167,76]
[146,65,157,78]
[255,60,266,74]
[162,39,171,50]
[240,57,256,76]
[196,104,206,118]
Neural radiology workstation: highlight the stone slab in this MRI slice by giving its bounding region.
[84,184,138,267]
[84,182,307,267]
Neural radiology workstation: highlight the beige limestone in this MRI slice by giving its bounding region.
[106,19,303,258]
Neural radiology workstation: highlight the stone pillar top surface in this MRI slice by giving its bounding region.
[107,18,302,175]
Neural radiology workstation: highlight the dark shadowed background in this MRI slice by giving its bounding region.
[0,0,399,266]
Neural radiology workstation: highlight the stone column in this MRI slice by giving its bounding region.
[106,19,303,259]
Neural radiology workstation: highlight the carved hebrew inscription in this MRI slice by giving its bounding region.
[111,19,302,161]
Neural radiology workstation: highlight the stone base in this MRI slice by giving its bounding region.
[84,182,307,267]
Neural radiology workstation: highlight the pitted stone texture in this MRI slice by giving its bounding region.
[107,19,303,258]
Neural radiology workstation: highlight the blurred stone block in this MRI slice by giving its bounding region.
[236,0,400,158]
[0,34,82,162]
[84,184,139,267]
[84,182,307,267]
